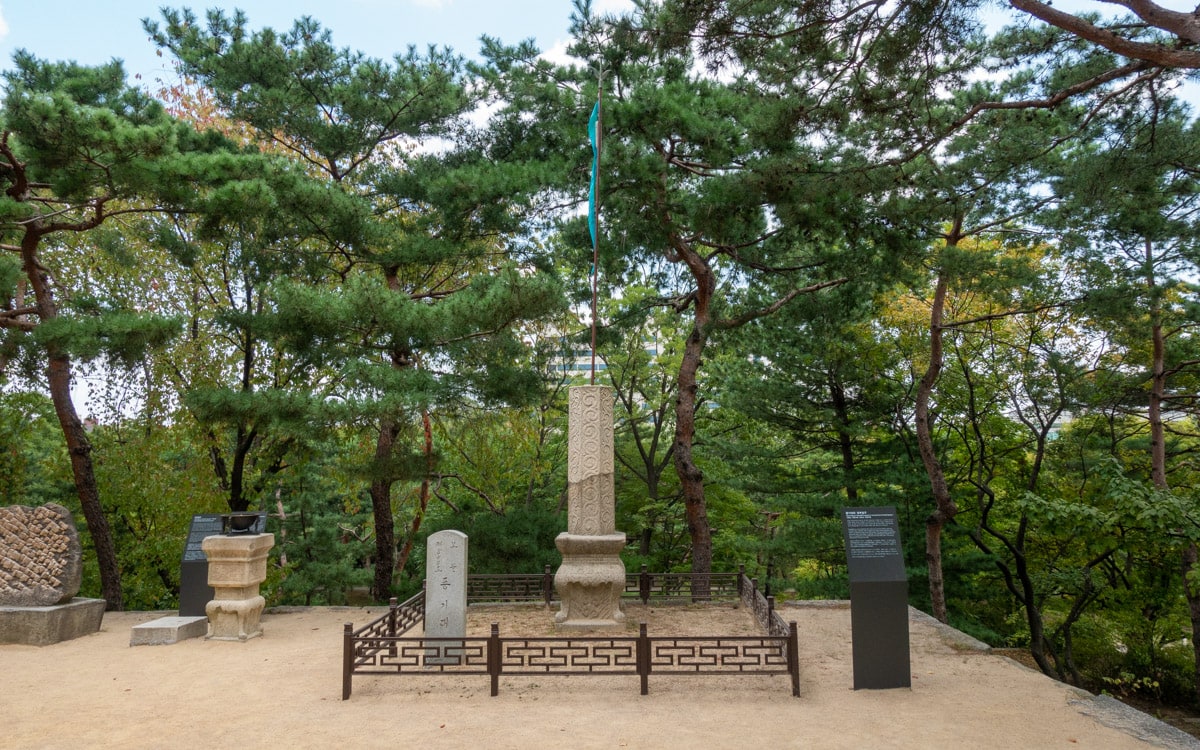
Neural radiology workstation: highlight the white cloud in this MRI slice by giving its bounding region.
[593,0,635,13]
[0,5,9,42]
[540,38,576,66]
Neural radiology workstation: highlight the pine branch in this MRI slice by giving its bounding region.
[1011,0,1200,66]
[712,277,849,331]
[940,299,1082,330]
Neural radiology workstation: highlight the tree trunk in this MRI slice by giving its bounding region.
[228,425,256,512]
[829,370,859,503]
[915,227,960,624]
[395,410,434,576]
[370,268,415,601]
[675,319,713,596]
[669,236,717,599]
[22,229,123,610]
[47,351,123,610]
[1015,523,1058,677]
[369,418,400,601]
[1143,242,1200,702]
[228,309,257,512]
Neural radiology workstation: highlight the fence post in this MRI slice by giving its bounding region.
[737,564,745,597]
[638,622,650,696]
[542,565,553,607]
[342,622,353,700]
[640,564,650,605]
[387,596,398,657]
[788,621,800,697]
[768,595,775,627]
[489,623,501,697]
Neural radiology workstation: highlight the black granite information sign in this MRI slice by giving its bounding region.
[843,507,905,582]
[842,506,910,690]
[182,515,225,563]
[178,514,223,617]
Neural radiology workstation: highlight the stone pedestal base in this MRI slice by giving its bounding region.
[0,598,105,646]
[554,533,626,630]
[206,596,266,641]
[201,533,273,642]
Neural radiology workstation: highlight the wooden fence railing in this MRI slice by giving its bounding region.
[342,569,799,700]
[465,566,744,606]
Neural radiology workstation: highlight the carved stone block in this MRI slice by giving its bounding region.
[0,504,83,607]
[201,533,274,641]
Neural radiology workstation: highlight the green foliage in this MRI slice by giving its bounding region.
[420,505,566,576]
[90,422,225,609]
[32,313,181,368]
[272,476,373,607]
[0,391,72,505]
[198,429,376,607]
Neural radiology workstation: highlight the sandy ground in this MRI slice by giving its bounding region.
[2,601,1198,750]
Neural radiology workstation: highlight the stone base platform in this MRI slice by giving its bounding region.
[554,532,626,630]
[0,597,106,646]
[129,615,208,646]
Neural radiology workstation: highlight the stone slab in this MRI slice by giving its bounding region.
[129,615,208,646]
[0,597,105,645]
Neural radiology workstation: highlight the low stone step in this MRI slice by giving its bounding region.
[129,615,207,646]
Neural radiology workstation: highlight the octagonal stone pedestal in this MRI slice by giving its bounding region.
[201,533,274,641]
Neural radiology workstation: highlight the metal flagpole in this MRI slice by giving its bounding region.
[590,66,602,386]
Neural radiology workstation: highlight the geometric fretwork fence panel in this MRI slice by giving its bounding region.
[342,570,800,700]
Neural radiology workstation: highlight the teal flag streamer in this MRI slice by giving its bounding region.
[588,101,599,254]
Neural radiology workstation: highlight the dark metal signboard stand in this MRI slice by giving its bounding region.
[179,512,267,617]
[842,506,911,690]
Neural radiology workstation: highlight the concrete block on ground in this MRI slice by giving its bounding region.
[129,615,207,646]
[0,597,105,645]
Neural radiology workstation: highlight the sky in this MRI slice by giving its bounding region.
[0,0,634,85]
[3,2,1194,87]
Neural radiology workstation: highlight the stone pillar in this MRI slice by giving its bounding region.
[202,533,274,641]
[554,385,626,629]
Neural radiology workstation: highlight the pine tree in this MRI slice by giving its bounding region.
[148,9,565,599]
[480,0,980,587]
[0,52,331,608]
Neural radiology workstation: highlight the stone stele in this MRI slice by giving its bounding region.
[0,503,83,607]
[425,529,468,665]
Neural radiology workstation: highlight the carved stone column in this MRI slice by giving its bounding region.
[554,385,626,629]
[202,533,274,641]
